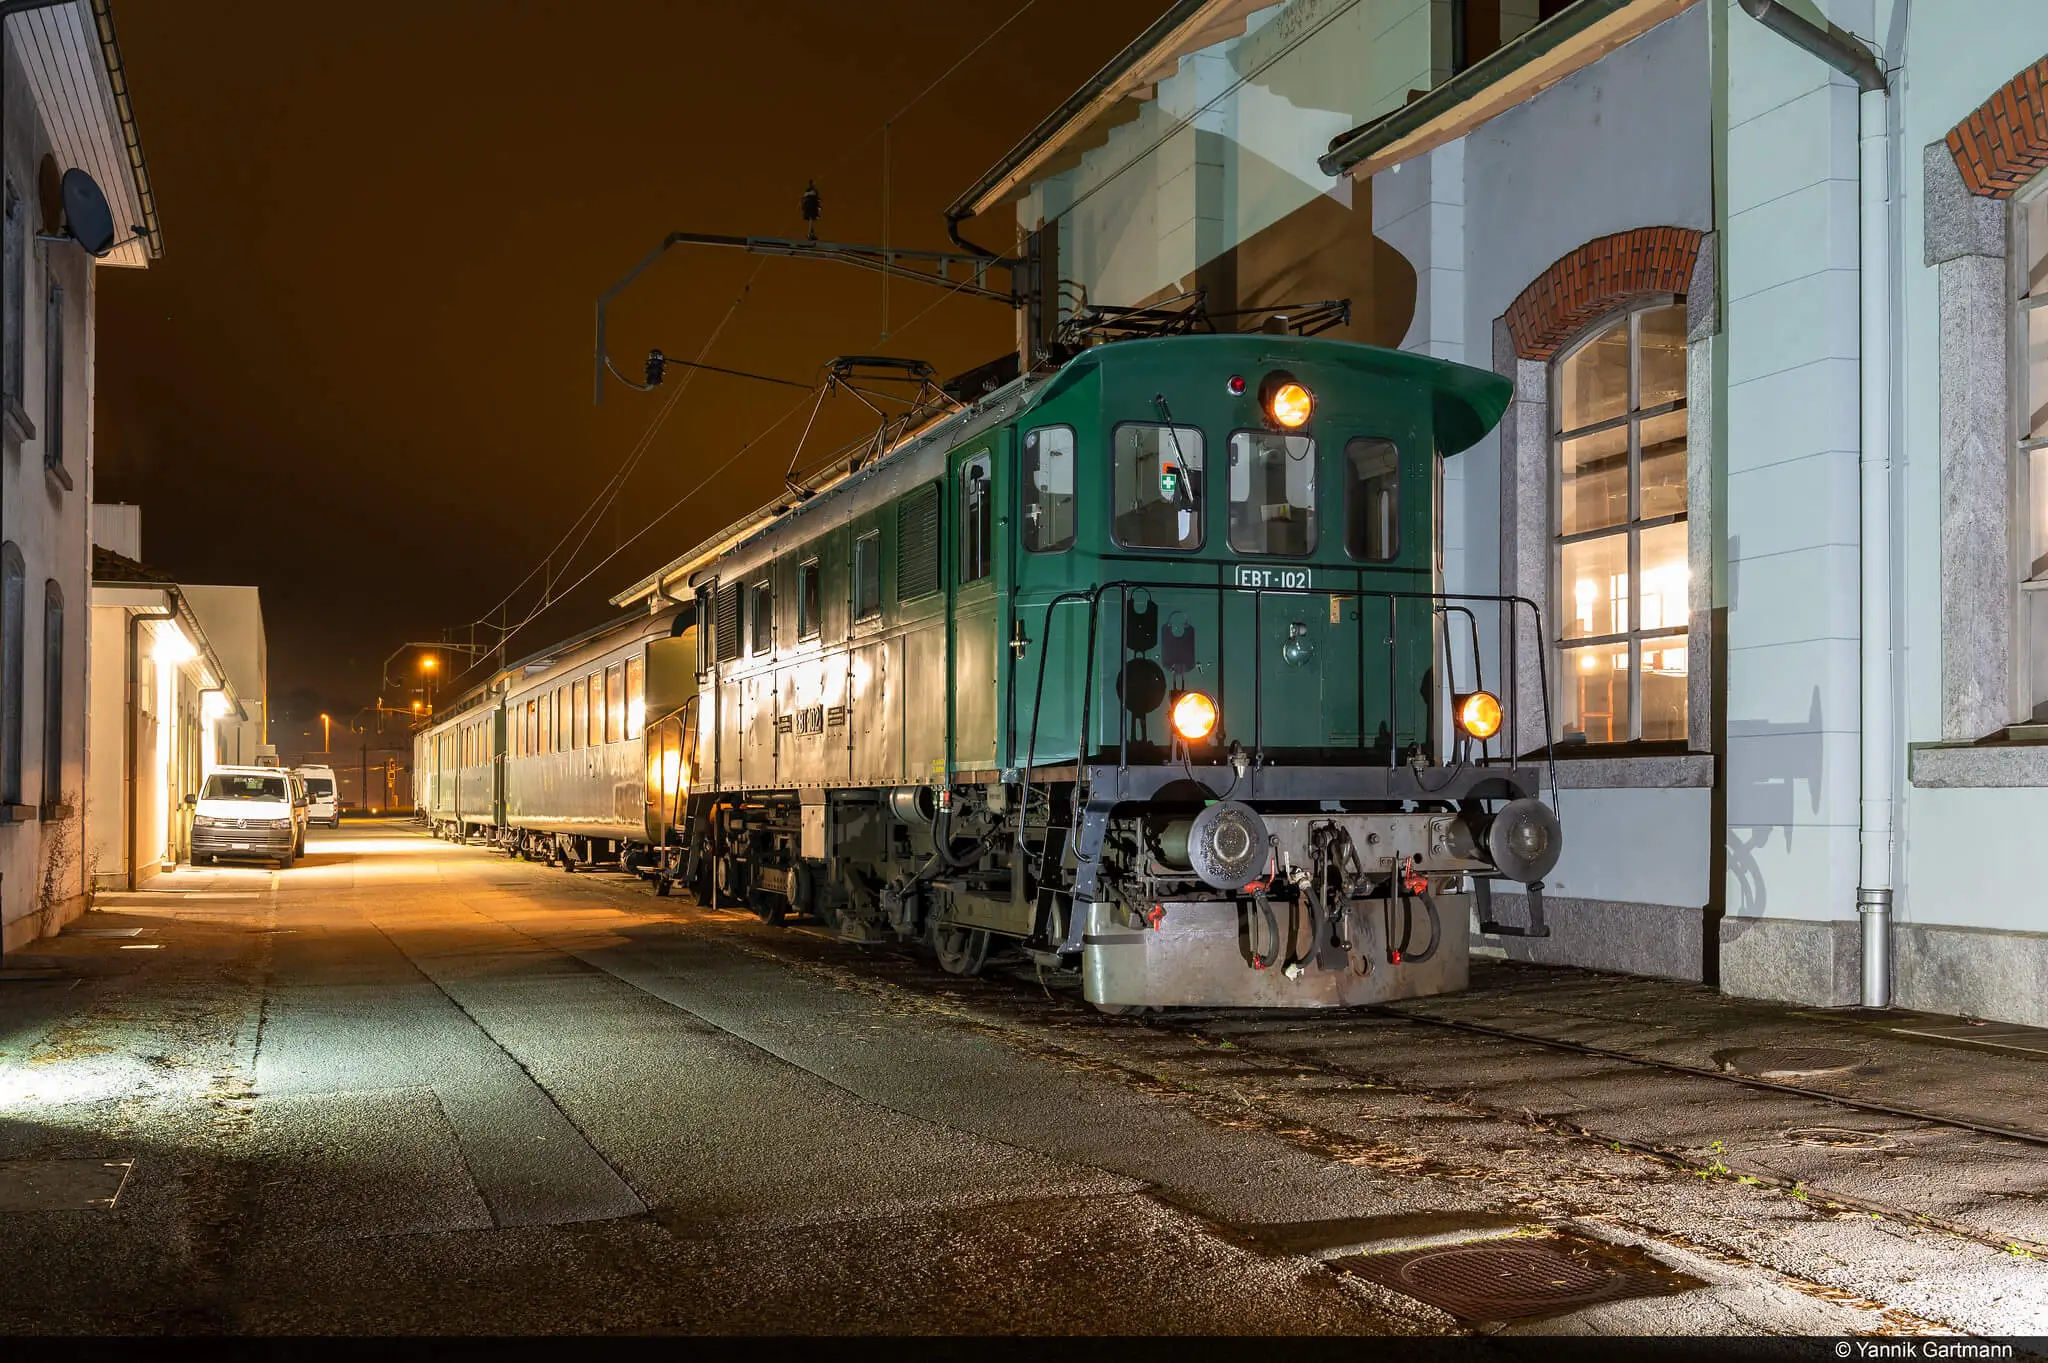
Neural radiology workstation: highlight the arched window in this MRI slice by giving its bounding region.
[1553,300,1689,745]
[0,542,23,804]
[42,580,62,807]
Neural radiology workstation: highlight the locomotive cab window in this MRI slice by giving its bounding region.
[853,531,882,622]
[1022,426,1075,552]
[1113,423,1204,551]
[749,581,772,656]
[1344,438,1401,562]
[960,453,993,583]
[1228,432,1316,555]
[797,558,821,641]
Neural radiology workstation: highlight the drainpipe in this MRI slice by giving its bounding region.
[125,604,176,892]
[1737,0,1893,1008]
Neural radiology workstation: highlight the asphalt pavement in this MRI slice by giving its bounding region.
[0,819,2043,1337]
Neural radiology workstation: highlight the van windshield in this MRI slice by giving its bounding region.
[203,774,286,801]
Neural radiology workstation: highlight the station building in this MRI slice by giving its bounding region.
[955,0,2048,1023]
[0,1,160,950]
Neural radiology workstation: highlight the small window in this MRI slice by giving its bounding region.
[1022,426,1076,552]
[2,181,22,409]
[527,700,538,755]
[750,581,772,655]
[625,656,645,739]
[43,280,62,475]
[1228,432,1316,556]
[41,581,60,805]
[797,558,821,640]
[605,664,625,743]
[1112,423,1204,550]
[587,673,604,746]
[0,542,18,804]
[1344,439,1401,562]
[571,680,586,750]
[960,453,993,582]
[853,530,882,621]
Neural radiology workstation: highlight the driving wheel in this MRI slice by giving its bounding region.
[930,923,991,977]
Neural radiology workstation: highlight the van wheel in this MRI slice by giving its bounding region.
[278,852,295,871]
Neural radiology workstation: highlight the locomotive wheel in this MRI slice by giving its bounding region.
[1091,1001,1160,1018]
[930,923,991,977]
[653,874,672,898]
[750,887,786,926]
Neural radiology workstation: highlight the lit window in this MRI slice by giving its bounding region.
[1228,432,1316,556]
[587,673,603,747]
[2014,176,2048,723]
[1554,301,1688,744]
[605,664,624,744]
[1022,426,1075,552]
[1112,424,1204,551]
[625,656,645,740]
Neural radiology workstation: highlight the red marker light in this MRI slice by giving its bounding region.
[1227,374,1246,395]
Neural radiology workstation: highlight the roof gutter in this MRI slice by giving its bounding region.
[87,0,163,259]
[1317,0,1638,178]
[946,0,1215,225]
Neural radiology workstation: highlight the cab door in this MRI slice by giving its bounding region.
[948,439,1003,773]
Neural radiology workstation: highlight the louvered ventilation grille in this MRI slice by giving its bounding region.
[897,482,940,601]
[715,583,743,663]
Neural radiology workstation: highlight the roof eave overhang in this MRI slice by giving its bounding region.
[948,0,1256,223]
[1317,0,1698,181]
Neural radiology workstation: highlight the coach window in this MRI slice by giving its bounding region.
[853,531,882,621]
[588,673,604,746]
[960,453,993,582]
[1344,439,1401,562]
[1554,300,1688,744]
[571,680,586,750]
[1228,432,1316,556]
[750,581,772,656]
[1112,424,1204,551]
[798,558,821,641]
[605,664,624,744]
[1021,426,1075,552]
[625,656,645,739]
[528,700,538,755]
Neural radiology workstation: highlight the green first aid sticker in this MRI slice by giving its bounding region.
[1159,465,1179,497]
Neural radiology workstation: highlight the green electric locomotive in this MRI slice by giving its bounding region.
[638,332,1562,1010]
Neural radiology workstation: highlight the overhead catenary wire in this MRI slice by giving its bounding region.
[438,0,1048,689]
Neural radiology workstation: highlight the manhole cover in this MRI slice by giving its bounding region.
[1780,1125,1899,1150]
[1338,1233,1699,1323]
[1715,1046,1868,1079]
[0,1159,133,1211]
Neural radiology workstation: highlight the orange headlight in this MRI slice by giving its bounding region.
[1457,690,1504,740]
[1171,691,1219,742]
[1268,381,1313,429]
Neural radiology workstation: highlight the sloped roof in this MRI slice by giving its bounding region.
[92,543,174,584]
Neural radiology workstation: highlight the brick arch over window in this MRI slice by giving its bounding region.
[1945,57,2048,198]
[1503,227,1703,361]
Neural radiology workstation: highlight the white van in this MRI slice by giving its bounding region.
[187,766,311,868]
[296,764,340,828]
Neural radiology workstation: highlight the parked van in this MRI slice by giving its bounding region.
[186,766,311,868]
[296,764,340,828]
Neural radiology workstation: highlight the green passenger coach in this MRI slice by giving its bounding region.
[637,332,1563,1010]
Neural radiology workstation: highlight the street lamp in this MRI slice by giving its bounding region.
[320,712,331,753]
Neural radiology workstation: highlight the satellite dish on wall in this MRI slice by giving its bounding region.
[60,169,116,257]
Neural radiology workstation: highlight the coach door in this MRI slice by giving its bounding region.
[948,440,1002,774]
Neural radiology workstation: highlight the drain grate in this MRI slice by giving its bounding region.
[1337,1232,1700,1323]
[1715,1045,1868,1079]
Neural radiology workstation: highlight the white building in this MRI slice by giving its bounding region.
[960,0,2048,1024]
[87,541,242,888]
[1,1,160,951]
